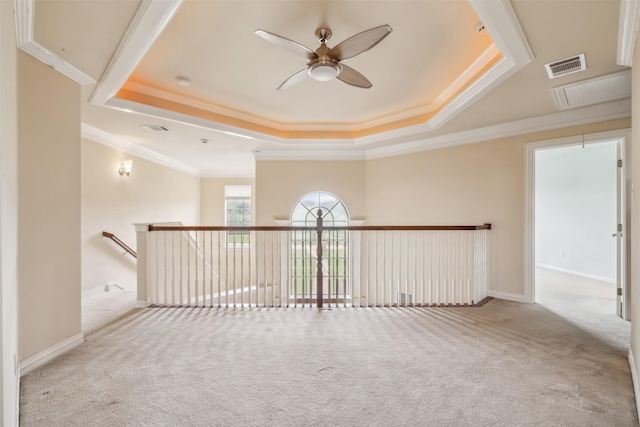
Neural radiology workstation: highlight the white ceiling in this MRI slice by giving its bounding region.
[20,0,633,177]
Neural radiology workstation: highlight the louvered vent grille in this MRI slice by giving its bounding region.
[545,53,586,79]
[141,125,170,132]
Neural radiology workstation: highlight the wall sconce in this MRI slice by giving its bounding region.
[119,159,133,177]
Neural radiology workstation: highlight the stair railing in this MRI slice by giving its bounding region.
[102,231,137,259]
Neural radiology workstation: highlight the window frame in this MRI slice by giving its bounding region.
[224,187,252,247]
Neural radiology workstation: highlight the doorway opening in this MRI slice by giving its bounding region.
[525,130,629,320]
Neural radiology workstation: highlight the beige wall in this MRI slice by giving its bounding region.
[366,137,523,297]
[17,52,81,361]
[255,160,366,225]
[201,177,255,225]
[256,119,629,299]
[631,29,640,394]
[0,0,20,423]
[370,120,629,297]
[81,140,201,293]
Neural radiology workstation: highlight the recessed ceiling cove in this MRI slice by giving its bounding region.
[118,0,499,139]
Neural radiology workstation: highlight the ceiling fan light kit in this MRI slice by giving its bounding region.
[255,24,392,90]
[308,58,342,81]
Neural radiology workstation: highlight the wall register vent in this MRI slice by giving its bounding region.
[545,53,586,79]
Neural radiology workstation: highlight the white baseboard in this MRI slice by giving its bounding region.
[629,349,640,424]
[135,299,149,308]
[18,332,84,376]
[488,290,528,303]
[81,285,106,299]
[536,264,615,284]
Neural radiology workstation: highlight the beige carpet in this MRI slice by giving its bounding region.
[82,288,137,335]
[20,270,636,426]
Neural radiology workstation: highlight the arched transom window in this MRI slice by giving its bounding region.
[290,191,350,226]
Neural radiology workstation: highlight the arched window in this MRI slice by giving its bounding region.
[290,192,350,304]
[290,191,349,226]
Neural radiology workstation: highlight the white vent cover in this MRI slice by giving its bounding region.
[141,125,170,132]
[545,53,586,79]
[551,70,631,110]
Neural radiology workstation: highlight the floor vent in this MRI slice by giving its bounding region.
[545,53,586,79]
[141,125,170,132]
[398,292,414,306]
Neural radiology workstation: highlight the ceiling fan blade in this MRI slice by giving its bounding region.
[277,69,309,90]
[255,30,318,60]
[337,64,372,88]
[328,25,392,61]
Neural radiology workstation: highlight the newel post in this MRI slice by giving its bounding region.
[316,209,323,308]
[133,223,150,308]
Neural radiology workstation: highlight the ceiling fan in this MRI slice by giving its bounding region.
[255,25,392,90]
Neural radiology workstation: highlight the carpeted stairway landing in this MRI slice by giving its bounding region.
[20,293,636,426]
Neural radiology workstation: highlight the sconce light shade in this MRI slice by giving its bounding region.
[119,159,133,177]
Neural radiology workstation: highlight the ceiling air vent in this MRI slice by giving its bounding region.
[545,53,586,79]
[141,125,170,132]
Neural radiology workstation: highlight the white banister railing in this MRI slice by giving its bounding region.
[136,219,491,308]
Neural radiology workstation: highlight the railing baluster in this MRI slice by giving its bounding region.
[437,231,441,306]
[382,231,386,307]
[225,231,229,307]
[458,231,462,305]
[217,231,221,308]
[171,231,175,306]
[413,231,417,307]
[474,230,479,304]
[398,230,402,307]
[144,224,490,309]
[162,232,167,305]
[376,230,379,307]
[366,232,370,307]
[429,231,433,306]
[202,231,206,306]
[154,230,159,305]
[208,231,212,307]
[271,230,275,308]
[452,231,456,306]
[263,231,267,308]
[195,231,200,307]
[286,230,290,308]
[232,235,237,308]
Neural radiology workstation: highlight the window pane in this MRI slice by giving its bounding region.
[226,198,251,244]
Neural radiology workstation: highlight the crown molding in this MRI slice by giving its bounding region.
[14,0,32,46]
[428,0,534,130]
[432,43,500,107]
[366,99,631,159]
[429,54,514,130]
[14,0,96,85]
[254,99,630,161]
[253,150,366,161]
[470,0,534,63]
[81,122,202,177]
[618,0,640,66]
[199,170,256,179]
[90,0,183,105]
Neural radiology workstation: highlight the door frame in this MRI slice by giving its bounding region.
[524,129,631,319]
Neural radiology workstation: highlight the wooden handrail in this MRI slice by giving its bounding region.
[148,224,491,232]
[102,231,137,259]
